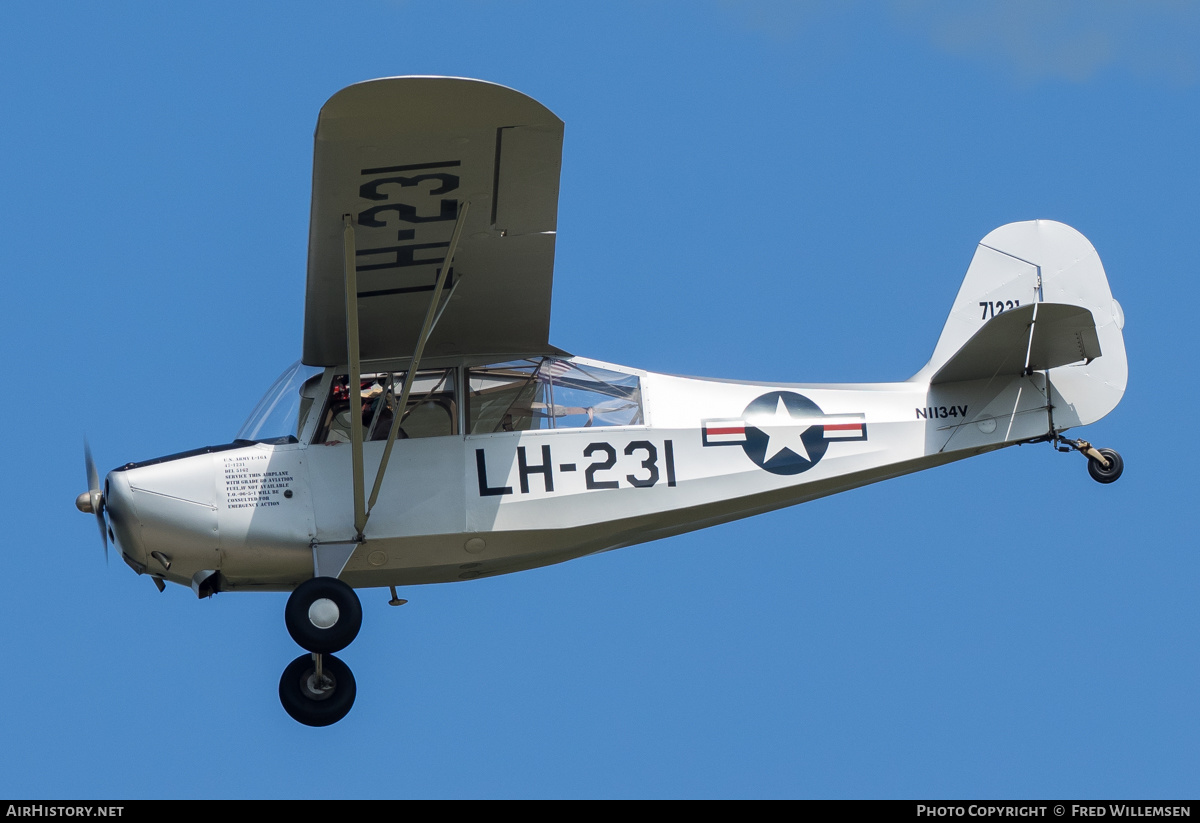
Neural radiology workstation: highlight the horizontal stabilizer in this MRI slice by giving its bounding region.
[931,303,1101,385]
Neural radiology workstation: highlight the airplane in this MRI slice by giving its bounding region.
[76,77,1127,727]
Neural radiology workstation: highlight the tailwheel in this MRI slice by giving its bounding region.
[1052,436,1124,485]
[1086,447,1123,484]
[285,576,362,654]
[279,653,356,727]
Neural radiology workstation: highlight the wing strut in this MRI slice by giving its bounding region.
[343,215,368,539]
[364,200,471,526]
[341,203,471,541]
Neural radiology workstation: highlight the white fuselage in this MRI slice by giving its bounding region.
[104,361,1052,594]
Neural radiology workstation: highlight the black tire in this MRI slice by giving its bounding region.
[285,577,363,654]
[278,653,356,727]
[1087,448,1124,484]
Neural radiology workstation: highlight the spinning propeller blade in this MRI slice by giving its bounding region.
[77,439,108,563]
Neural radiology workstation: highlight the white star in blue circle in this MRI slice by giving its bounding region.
[741,391,830,475]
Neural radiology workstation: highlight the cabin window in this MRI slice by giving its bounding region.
[467,358,642,433]
[314,368,458,443]
[237,361,324,443]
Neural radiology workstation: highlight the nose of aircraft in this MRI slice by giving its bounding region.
[76,441,148,571]
[101,470,147,570]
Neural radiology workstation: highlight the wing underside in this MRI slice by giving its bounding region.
[302,77,565,367]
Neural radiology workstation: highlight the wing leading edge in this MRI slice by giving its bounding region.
[302,77,564,367]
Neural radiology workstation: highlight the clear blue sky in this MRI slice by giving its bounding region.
[2,0,1197,799]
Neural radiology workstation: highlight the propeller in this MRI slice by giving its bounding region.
[75,439,108,563]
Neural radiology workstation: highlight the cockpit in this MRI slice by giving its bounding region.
[236,357,644,445]
[315,369,457,443]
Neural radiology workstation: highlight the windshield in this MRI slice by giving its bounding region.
[237,361,323,442]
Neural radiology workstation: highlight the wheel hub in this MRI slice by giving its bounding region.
[308,597,340,629]
[302,669,337,701]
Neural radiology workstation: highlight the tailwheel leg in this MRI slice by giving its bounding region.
[279,652,357,727]
[1053,436,1124,484]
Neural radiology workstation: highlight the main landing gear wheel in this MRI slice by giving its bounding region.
[285,577,363,654]
[1087,448,1124,484]
[278,653,356,727]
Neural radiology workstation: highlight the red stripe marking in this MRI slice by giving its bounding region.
[707,426,745,435]
[824,423,862,431]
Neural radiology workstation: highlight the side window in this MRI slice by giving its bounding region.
[467,360,542,433]
[467,358,642,433]
[314,368,457,443]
